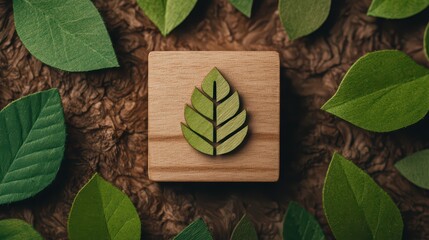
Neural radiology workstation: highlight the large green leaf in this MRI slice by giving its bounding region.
[322,50,429,132]
[181,67,248,155]
[283,202,325,240]
[395,149,429,190]
[368,0,429,19]
[279,0,331,40]
[68,173,141,240]
[425,22,429,61]
[174,218,213,240]
[137,0,198,36]
[0,219,43,240]
[0,89,65,204]
[323,153,403,240]
[229,0,253,17]
[13,0,118,72]
[231,214,258,240]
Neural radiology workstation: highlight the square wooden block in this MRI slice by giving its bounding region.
[148,51,280,182]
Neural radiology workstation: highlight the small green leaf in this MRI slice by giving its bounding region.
[137,0,198,36]
[424,22,429,61]
[279,0,331,40]
[323,153,403,240]
[283,202,325,240]
[182,67,248,155]
[231,214,258,240]
[68,173,141,240]
[368,0,429,19]
[13,0,118,72]
[395,149,429,190]
[0,219,43,240]
[174,218,213,240]
[229,0,253,17]
[322,50,429,132]
[0,89,65,204]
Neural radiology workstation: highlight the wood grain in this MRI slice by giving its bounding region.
[148,51,280,182]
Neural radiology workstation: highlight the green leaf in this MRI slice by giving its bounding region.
[425,22,429,61]
[323,153,403,240]
[231,214,258,240]
[174,218,213,240]
[137,0,198,36]
[0,89,65,204]
[0,219,43,240]
[229,0,253,17]
[68,173,141,240]
[283,202,325,240]
[13,0,118,72]
[395,149,429,190]
[368,0,429,19]
[182,67,248,155]
[279,0,331,40]
[322,50,429,132]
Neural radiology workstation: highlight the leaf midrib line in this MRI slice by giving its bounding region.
[21,0,116,66]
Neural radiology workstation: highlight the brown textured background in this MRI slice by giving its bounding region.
[0,0,429,239]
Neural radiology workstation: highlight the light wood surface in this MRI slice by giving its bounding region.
[148,51,280,182]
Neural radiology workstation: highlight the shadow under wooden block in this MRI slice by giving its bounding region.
[148,51,280,182]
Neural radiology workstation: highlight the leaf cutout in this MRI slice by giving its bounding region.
[323,153,403,240]
[368,0,429,19]
[13,0,118,72]
[322,50,429,132]
[230,214,258,240]
[174,218,213,240]
[182,67,248,155]
[137,0,198,36]
[0,89,65,204]
[283,201,325,240]
[68,173,141,240]
[425,22,429,62]
[229,0,254,17]
[395,149,429,190]
[0,219,43,240]
[279,0,331,40]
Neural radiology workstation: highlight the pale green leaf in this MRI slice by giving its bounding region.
[0,89,65,204]
[202,67,231,102]
[137,0,198,36]
[395,149,429,190]
[283,201,324,240]
[192,88,214,120]
[68,173,141,240]
[181,124,214,155]
[217,110,246,141]
[279,0,331,40]
[174,218,213,240]
[13,0,118,72]
[185,105,213,141]
[217,126,248,155]
[229,0,253,17]
[425,22,429,61]
[322,50,429,132]
[231,214,258,240]
[0,219,43,240]
[323,153,403,240]
[368,0,429,19]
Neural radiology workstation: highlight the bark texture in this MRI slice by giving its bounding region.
[0,0,428,239]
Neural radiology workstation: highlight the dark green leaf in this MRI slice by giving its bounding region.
[0,219,43,240]
[279,0,331,40]
[231,214,258,240]
[68,173,141,240]
[322,50,429,132]
[323,153,403,240]
[395,149,429,190]
[368,0,429,19]
[137,0,198,36]
[0,89,65,204]
[229,0,253,17]
[13,0,118,72]
[283,202,324,240]
[174,218,213,240]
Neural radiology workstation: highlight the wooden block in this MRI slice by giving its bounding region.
[148,51,280,182]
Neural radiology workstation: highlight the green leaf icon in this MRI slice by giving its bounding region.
[0,89,65,204]
[0,219,43,240]
[68,173,141,240]
[181,67,248,156]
